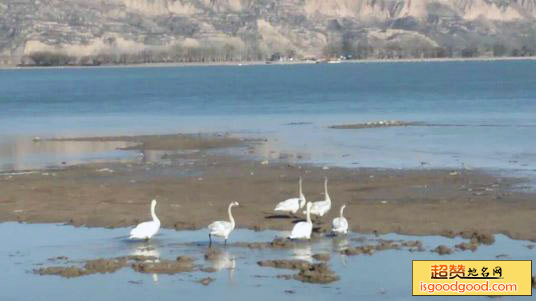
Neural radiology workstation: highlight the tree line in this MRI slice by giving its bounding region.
[19,42,536,67]
[20,41,266,66]
[323,41,536,60]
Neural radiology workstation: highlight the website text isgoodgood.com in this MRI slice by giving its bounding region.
[419,280,518,294]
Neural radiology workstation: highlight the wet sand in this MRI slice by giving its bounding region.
[1,133,536,241]
[50,133,244,151]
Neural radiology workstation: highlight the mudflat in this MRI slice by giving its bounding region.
[1,133,536,241]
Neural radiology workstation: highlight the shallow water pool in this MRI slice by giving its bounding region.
[1,223,534,300]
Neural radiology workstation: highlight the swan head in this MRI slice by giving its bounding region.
[151,199,157,207]
[340,204,346,215]
[231,201,239,207]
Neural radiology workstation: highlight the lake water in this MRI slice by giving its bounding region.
[2,63,535,300]
[1,61,535,176]
[1,222,534,300]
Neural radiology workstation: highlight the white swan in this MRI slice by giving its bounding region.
[332,204,348,235]
[129,199,160,240]
[289,202,313,240]
[306,177,331,220]
[274,177,306,216]
[208,201,239,246]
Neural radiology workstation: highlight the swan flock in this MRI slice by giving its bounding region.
[129,177,349,244]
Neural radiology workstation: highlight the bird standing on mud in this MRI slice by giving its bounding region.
[289,202,313,240]
[332,204,348,235]
[306,177,332,222]
[274,177,306,217]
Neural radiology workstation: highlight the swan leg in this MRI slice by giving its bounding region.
[209,234,212,248]
[224,239,227,247]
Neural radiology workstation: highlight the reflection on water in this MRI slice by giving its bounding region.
[130,244,161,259]
[0,136,208,173]
[291,244,313,263]
[205,248,236,282]
[1,223,534,301]
[329,236,350,267]
[0,136,138,171]
[207,249,236,271]
[129,242,161,284]
[331,236,350,252]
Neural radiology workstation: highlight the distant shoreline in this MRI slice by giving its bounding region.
[1,55,536,70]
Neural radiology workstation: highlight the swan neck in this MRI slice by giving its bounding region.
[228,203,235,229]
[306,205,311,223]
[298,179,302,195]
[151,203,160,224]
[340,206,345,218]
[324,179,330,202]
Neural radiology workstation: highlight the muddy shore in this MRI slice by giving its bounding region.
[35,255,195,278]
[1,133,536,240]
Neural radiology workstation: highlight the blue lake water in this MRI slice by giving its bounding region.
[2,63,535,300]
[1,61,535,175]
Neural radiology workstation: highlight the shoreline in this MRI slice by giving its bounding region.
[1,55,535,70]
[1,133,536,241]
